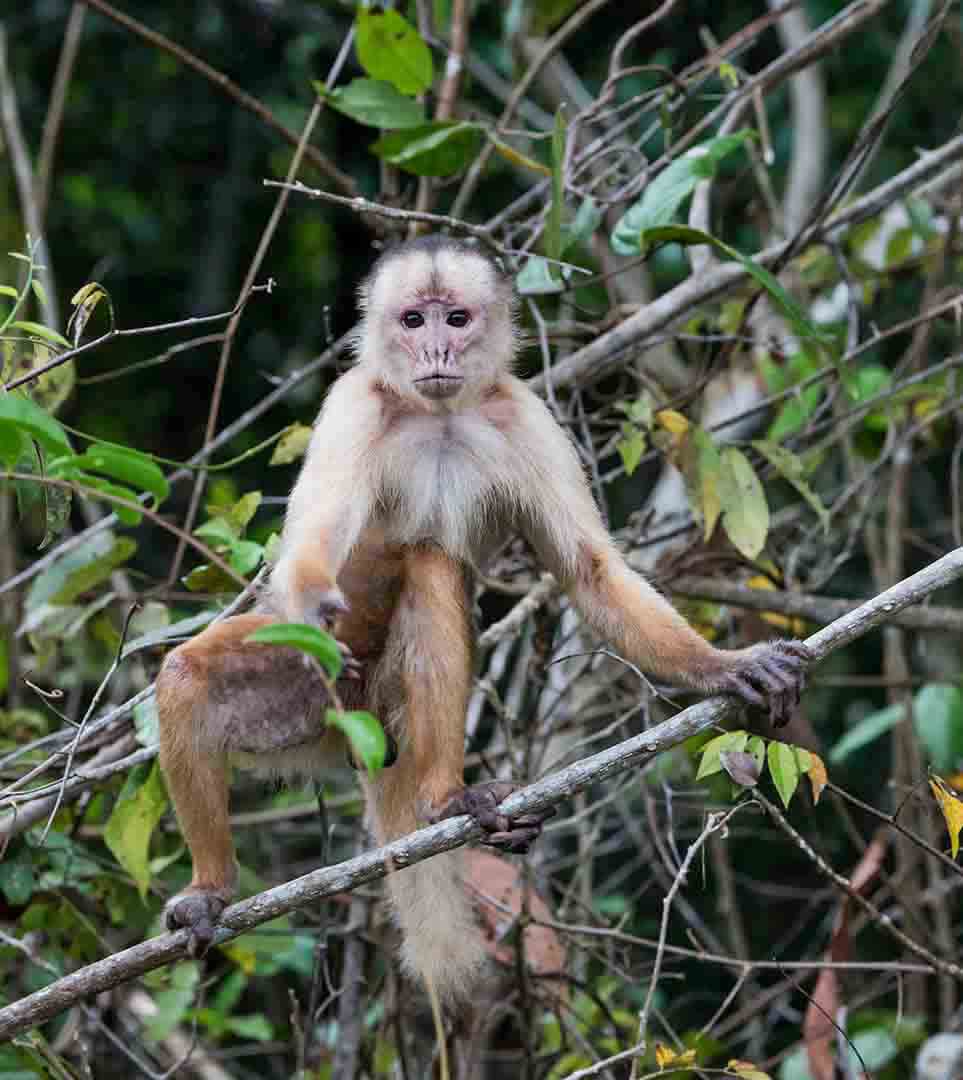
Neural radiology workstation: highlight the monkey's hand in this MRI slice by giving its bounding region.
[430,781,555,854]
[717,639,812,728]
[164,886,232,958]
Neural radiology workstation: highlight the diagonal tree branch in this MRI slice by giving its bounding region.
[1,546,962,1040]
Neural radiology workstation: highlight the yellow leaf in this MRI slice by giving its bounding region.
[655,1043,676,1068]
[656,409,690,435]
[490,137,551,176]
[806,751,828,804]
[726,1059,772,1080]
[929,776,963,859]
[270,422,312,466]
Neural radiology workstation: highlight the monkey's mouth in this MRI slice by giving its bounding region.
[414,374,464,399]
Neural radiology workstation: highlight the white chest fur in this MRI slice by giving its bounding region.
[377,410,515,557]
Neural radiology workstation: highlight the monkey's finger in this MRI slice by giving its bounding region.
[482,825,543,853]
[721,673,767,708]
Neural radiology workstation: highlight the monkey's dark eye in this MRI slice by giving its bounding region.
[401,311,424,329]
[447,310,470,328]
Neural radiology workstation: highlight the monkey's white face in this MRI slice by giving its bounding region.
[394,298,476,401]
[358,247,514,406]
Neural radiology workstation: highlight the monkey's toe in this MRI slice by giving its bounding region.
[164,889,229,958]
[431,781,555,853]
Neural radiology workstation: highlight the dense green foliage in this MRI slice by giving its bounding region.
[2,1,963,1077]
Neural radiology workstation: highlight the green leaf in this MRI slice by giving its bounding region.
[611,133,754,255]
[104,762,168,898]
[747,735,766,770]
[767,741,801,808]
[52,443,169,505]
[546,107,567,271]
[691,427,722,541]
[697,730,748,780]
[371,122,482,176]
[0,422,26,469]
[828,703,904,763]
[9,321,71,349]
[26,532,136,608]
[182,563,238,593]
[515,256,566,295]
[752,439,829,533]
[226,1014,274,1042]
[226,490,261,532]
[913,684,963,770]
[0,844,36,905]
[0,284,18,299]
[0,393,72,458]
[563,197,604,254]
[640,225,831,348]
[145,963,199,1042]
[846,362,893,431]
[228,539,263,576]
[71,473,143,525]
[355,8,433,95]
[617,424,646,476]
[245,622,343,679]
[845,1029,899,1074]
[30,280,49,309]
[717,447,769,560]
[194,516,238,546]
[326,709,387,775]
[319,78,427,129]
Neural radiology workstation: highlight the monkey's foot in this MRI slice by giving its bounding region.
[720,639,812,728]
[164,887,231,958]
[430,781,555,854]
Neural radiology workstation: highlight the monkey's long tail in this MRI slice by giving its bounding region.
[363,761,488,1002]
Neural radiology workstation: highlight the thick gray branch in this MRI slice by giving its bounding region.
[1,546,962,1040]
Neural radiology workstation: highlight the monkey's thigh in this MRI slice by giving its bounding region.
[158,613,349,759]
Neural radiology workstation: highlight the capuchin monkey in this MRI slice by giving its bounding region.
[157,235,810,1001]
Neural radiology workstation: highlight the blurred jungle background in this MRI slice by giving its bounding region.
[2,1,963,1077]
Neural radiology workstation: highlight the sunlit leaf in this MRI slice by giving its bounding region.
[617,424,645,476]
[767,741,801,808]
[270,423,312,465]
[697,730,748,780]
[355,8,433,95]
[104,762,168,898]
[718,447,769,560]
[611,132,754,254]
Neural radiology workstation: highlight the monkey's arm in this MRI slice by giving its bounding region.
[508,382,809,725]
[270,369,381,623]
